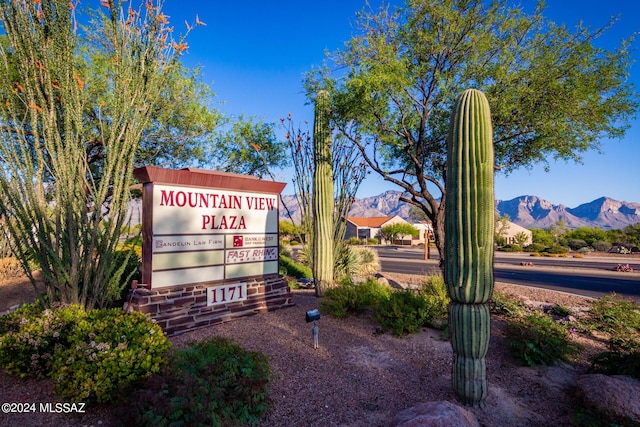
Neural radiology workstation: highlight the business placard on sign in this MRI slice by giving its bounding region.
[134,167,286,289]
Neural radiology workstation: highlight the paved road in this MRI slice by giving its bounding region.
[375,247,640,302]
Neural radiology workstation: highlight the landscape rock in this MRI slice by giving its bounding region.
[576,374,640,423]
[392,401,479,427]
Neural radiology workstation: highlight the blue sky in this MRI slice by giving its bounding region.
[161,0,640,207]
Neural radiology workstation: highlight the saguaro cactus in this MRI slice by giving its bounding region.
[444,88,495,407]
[312,90,334,296]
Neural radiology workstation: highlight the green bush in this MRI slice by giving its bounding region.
[523,243,547,252]
[501,244,523,252]
[585,294,640,379]
[490,291,527,318]
[0,302,170,403]
[51,309,171,403]
[334,244,359,280]
[544,245,570,254]
[418,274,450,329]
[376,290,431,336]
[0,302,86,378]
[585,294,640,334]
[279,255,312,279]
[506,312,581,367]
[321,278,391,318]
[126,337,270,427]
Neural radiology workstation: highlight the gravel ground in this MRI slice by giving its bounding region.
[0,271,607,427]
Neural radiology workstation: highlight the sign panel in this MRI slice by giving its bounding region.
[147,182,281,288]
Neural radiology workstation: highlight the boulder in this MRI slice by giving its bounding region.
[576,374,640,423]
[392,401,479,427]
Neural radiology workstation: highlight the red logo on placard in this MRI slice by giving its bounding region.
[233,236,243,247]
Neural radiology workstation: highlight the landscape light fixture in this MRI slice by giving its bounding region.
[305,309,320,349]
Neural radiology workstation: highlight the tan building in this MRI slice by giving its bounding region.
[502,221,533,246]
[345,216,409,244]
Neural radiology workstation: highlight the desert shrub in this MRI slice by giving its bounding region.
[334,244,359,280]
[418,274,450,329]
[0,256,23,279]
[279,242,292,258]
[543,303,572,318]
[279,255,312,279]
[588,330,640,379]
[490,291,527,318]
[544,245,570,254]
[367,238,379,245]
[506,312,581,367]
[584,294,640,378]
[585,294,640,334]
[0,302,86,378]
[501,244,523,252]
[111,248,142,307]
[376,290,431,336]
[577,246,591,255]
[593,240,612,252]
[345,237,362,245]
[321,278,391,318]
[51,309,170,403]
[523,242,547,253]
[566,239,588,250]
[126,337,270,427]
[353,247,380,277]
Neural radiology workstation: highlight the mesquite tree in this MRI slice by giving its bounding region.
[312,90,334,295]
[306,0,637,266]
[444,89,494,407]
[0,0,198,309]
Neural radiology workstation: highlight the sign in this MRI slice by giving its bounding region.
[134,167,286,288]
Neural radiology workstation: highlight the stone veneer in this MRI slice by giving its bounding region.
[128,274,294,335]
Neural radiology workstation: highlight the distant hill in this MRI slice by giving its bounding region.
[280,192,640,230]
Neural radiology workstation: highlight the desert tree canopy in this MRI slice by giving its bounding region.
[305,0,638,261]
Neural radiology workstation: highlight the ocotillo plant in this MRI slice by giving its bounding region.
[312,90,334,296]
[444,88,495,407]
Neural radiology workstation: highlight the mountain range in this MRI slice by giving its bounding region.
[280,191,640,230]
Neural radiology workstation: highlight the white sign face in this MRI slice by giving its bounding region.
[152,184,278,235]
[207,282,247,306]
[150,183,280,287]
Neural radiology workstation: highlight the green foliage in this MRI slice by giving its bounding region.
[306,0,638,264]
[380,223,419,243]
[588,332,640,379]
[0,303,170,403]
[0,303,86,378]
[506,312,581,367]
[489,291,527,318]
[418,275,450,329]
[51,309,170,403]
[279,255,312,279]
[501,244,523,252]
[523,243,548,252]
[586,294,640,334]
[376,290,431,336]
[585,294,640,379]
[279,220,299,238]
[321,278,391,318]
[0,0,205,310]
[210,116,289,178]
[530,229,556,247]
[545,245,570,254]
[126,337,270,427]
[352,247,381,277]
[333,244,359,281]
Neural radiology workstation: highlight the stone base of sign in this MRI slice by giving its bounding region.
[127,275,294,335]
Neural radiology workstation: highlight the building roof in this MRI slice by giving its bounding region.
[347,216,395,228]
